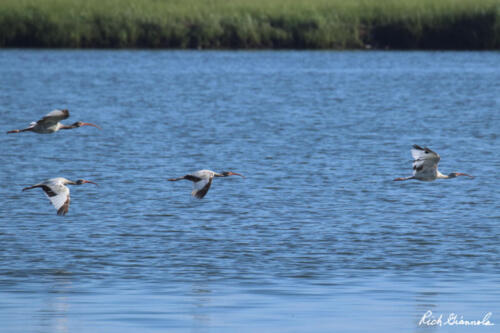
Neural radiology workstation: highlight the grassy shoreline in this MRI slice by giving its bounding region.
[1,0,499,49]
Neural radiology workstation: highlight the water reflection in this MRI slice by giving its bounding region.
[39,279,72,333]
[189,285,212,333]
[414,290,439,333]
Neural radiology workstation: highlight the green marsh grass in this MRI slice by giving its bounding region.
[0,0,498,49]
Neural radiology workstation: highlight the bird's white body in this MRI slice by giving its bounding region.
[22,110,69,134]
[192,169,218,180]
[32,122,63,134]
[191,170,214,177]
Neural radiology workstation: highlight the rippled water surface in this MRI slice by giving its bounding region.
[0,50,499,332]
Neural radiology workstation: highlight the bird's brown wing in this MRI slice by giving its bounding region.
[57,196,70,216]
[44,184,70,215]
[192,178,213,199]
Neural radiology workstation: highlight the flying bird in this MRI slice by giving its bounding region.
[168,169,244,199]
[22,177,97,215]
[394,145,474,181]
[7,109,100,134]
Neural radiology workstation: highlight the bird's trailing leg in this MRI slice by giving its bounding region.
[393,176,414,181]
[7,127,33,134]
[22,184,57,196]
[22,185,41,191]
[168,176,186,181]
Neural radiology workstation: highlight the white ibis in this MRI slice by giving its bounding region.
[7,109,100,134]
[22,177,97,216]
[394,145,474,181]
[168,169,244,199]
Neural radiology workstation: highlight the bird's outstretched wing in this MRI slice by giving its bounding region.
[411,145,440,179]
[43,182,71,215]
[192,177,213,199]
[37,109,69,126]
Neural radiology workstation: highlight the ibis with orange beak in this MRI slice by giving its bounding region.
[394,145,474,182]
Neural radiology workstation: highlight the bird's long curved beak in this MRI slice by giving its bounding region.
[457,173,474,178]
[83,180,98,185]
[81,122,101,129]
[229,172,245,178]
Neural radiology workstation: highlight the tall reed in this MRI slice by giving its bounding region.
[0,0,498,49]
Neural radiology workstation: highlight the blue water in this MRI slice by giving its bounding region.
[0,50,499,332]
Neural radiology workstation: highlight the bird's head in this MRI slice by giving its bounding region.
[71,121,101,129]
[448,172,474,179]
[219,171,245,178]
[75,179,98,186]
